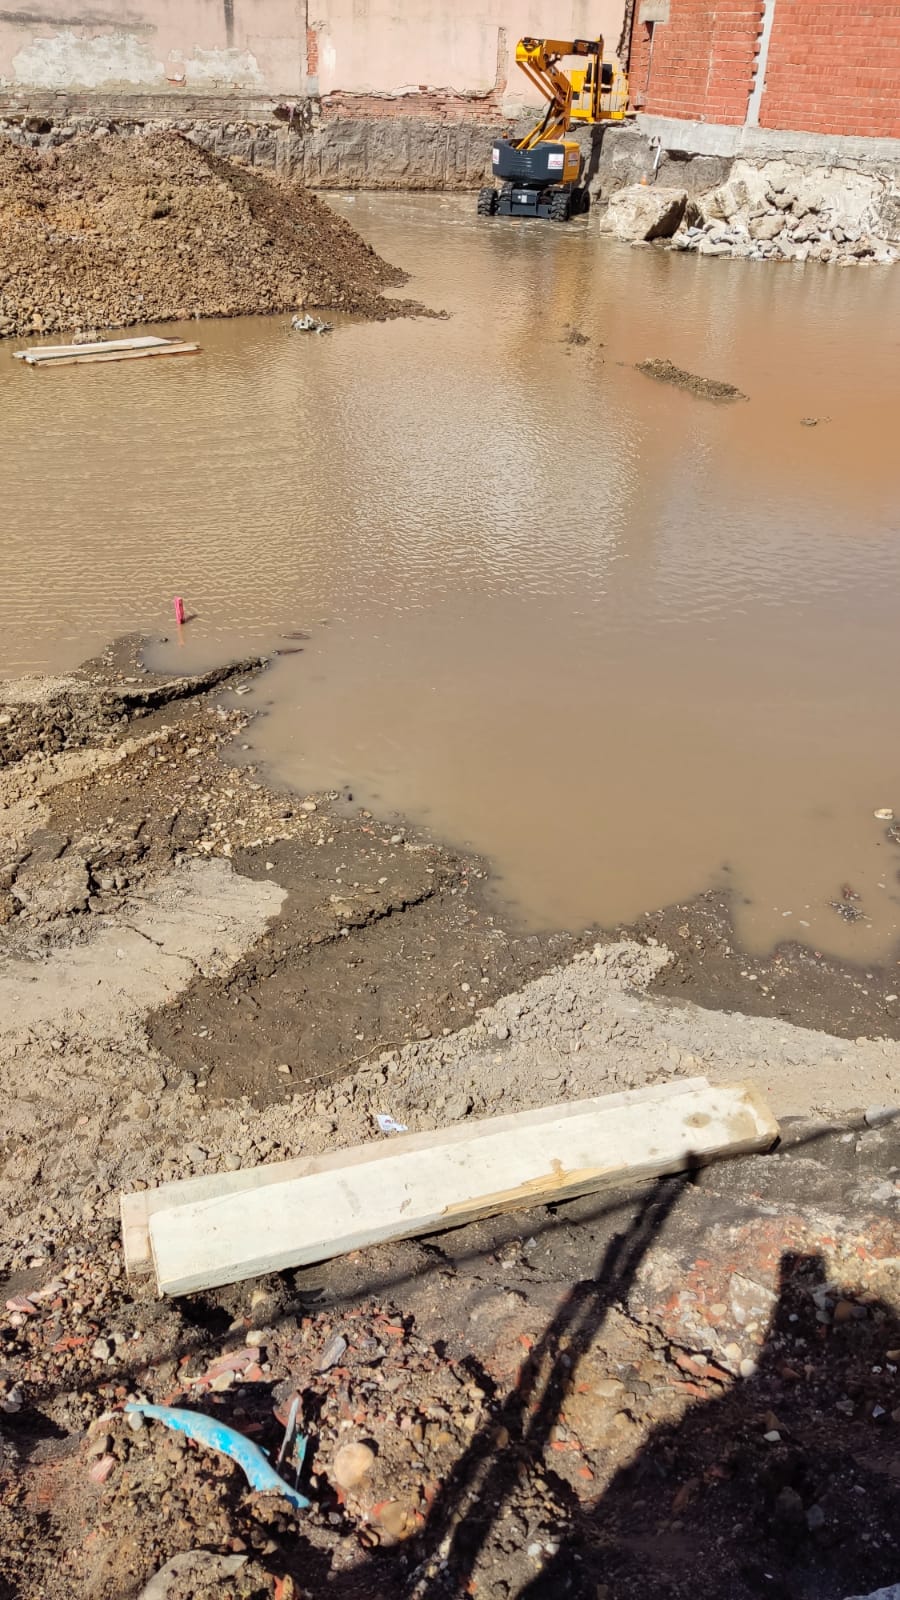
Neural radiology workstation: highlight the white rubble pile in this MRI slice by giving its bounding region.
[606,161,900,266]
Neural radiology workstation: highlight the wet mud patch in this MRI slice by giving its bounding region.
[148,825,579,1106]
[625,887,900,1043]
[636,357,747,401]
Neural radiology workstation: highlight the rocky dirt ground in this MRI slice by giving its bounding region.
[0,131,417,340]
[2,644,900,1599]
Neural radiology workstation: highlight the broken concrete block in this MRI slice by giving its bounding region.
[599,185,688,243]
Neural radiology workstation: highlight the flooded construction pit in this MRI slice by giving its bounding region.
[2,191,900,963]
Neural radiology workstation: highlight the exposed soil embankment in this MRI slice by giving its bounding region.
[0,131,415,339]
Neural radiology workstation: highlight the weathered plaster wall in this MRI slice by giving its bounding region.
[309,0,624,111]
[0,0,626,111]
[0,2,305,96]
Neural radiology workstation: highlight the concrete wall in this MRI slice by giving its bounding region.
[0,0,626,114]
[628,0,900,141]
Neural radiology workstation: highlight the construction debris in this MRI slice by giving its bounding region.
[125,1402,310,1511]
[290,313,333,333]
[131,1079,778,1295]
[14,335,200,366]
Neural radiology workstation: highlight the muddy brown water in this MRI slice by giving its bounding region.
[2,192,900,962]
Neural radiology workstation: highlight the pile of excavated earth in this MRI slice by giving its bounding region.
[3,645,900,1599]
[601,158,900,265]
[0,130,412,339]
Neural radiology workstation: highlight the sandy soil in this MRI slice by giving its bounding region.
[2,642,900,1600]
[0,131,417,340]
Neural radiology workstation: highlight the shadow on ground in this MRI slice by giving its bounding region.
[408,1238,900,1600]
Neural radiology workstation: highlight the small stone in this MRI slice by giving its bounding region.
[739,1358,758,1379]
[444,1094,472,1121]
[0,1385,23,1415]
[317,1332,347,1372]
[89,1454,116,1485]
[210,1369,234,1392]
[277,1063,292,1075]
[763,1430,781,1443]
[594,1377,626,1400]
[301,801,317,812]
[91,1338,112,1362]
[806,1503,826,1532]
[127,1409,145,1432]
[723,1342,742,1363]
[374,1499,414,1539]
[833,1299,866,1324]
[865,1105,896,1129]
[332,1441,376,1491]
[775,1486,804,1526]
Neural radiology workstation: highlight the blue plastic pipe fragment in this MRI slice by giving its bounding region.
[125,1402,310,1511]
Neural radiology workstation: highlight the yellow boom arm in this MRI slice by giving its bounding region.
[513,35,627,150]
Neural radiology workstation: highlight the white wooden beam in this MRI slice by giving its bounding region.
[122,1077,708,1277]
[144,1081,778,1297]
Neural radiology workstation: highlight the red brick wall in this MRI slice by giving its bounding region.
[629,2,764,125]
[758,0,900,139]
[629,0,900,139]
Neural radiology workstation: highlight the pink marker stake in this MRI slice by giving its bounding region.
[173,596,186,625]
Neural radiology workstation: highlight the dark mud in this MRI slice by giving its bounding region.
[629,889,900,1044]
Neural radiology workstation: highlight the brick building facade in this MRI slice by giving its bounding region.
[629,0,900,141]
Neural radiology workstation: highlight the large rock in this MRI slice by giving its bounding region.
[599,185,688,242]
[704,177,752,222]
[750,212,785,242]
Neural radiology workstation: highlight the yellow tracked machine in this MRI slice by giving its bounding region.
[479,35,627,222]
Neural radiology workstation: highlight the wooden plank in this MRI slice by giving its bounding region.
[17,342,200,368]
[14,336,172,361]
[123,1077,709,1277]
[146,1082,779,1297]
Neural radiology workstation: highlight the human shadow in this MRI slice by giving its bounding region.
[513,1250,900,1600]
[409,1170,691,1599]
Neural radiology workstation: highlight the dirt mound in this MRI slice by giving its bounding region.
[636,358,746,402]
[0,130,414,339]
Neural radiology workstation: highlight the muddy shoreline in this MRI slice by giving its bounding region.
[3,643,900,1600]
[2,639,900,1245]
